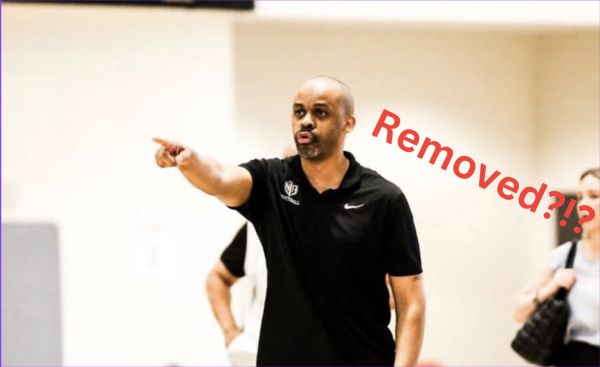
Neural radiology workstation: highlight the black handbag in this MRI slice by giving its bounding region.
[510,240,577,366]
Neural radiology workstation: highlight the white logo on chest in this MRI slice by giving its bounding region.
[281,180,300,205]
[284,180,298,197]
[344,203,365,210]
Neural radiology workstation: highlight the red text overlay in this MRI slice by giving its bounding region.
[371,109,595,234]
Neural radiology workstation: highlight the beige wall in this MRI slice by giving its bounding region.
[536,32,600,191]
[2,4,242,366]
[531,31,600,274]
[2,3,598,367]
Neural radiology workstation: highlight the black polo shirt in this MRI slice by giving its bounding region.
[230,151,422,366]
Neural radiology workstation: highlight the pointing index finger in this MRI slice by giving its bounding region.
[152,137,180,153]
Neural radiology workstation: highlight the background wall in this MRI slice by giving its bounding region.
[2,4,243,366]
[2,2,598,366]
[532,32,600,272]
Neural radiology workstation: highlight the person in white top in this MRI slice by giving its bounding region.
[205,144,296,366]
[514,167,599,366]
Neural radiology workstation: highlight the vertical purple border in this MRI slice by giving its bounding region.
[1,0,4,365]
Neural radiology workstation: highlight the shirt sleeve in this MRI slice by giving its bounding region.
[220,224,248,278]
[550,242,572,272]
[227,158,270,222]
[386,190,423,277]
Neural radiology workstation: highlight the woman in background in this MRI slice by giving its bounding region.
[513,168,599,366]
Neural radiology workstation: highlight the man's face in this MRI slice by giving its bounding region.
[291,79,349,160]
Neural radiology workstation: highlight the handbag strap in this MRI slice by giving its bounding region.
[555,240,578,300]
[564,239,578,269]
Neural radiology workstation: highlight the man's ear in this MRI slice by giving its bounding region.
[345,116,356,133]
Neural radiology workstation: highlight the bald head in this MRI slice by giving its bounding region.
[292,77,356,160]
[297,76,354,116]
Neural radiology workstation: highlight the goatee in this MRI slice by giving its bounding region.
[296,144,321,160]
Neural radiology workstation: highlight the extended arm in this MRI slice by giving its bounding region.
[153,138,252,207]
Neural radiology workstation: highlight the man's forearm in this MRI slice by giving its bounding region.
[154,139,251,207]
[394,303,425,366]
[178,153,226,197]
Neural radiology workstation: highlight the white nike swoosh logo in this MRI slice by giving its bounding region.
[344,203,365,210]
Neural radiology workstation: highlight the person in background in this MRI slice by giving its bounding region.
[205,144,296,366]
[513,168,599,366]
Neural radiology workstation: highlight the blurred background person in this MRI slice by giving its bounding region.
[513,168,599,366]
[205,144,296,366]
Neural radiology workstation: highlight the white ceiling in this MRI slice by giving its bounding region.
[253,1,599,30]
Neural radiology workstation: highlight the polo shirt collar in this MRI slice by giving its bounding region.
[289,151,362,192]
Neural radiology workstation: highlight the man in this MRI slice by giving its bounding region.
[154,76,426,366]
[205,144,297,366]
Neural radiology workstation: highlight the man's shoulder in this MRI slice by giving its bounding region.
[241,156,286,166]
[360,166,405,198]
[240,156,293,174]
